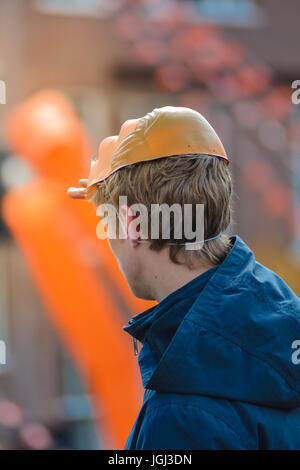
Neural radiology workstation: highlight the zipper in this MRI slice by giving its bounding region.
[133,338,139,356]
[128,318,140,356]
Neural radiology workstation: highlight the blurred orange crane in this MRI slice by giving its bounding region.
[2,90,151,449]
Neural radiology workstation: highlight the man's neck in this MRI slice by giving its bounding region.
[149,260,217,303]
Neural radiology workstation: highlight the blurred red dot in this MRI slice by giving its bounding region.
[154,63,189,92]
[19,422,53,450]
[149,1,189,31]
[222,41,245,69]
[263,85,294,121]
[187,40,227,75]
[170,25,219,61]
[115,12,145,41]
[0,400,24,428]
[242,160,274,193]
[236,64,271,98]
[262,184,292,218]
[133,38,167,66]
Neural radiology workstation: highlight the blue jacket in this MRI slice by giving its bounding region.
[123,235,300,450]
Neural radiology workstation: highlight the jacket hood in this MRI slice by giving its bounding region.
[124,235,300,409]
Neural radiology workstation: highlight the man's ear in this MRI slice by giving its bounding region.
[119,205,140,247]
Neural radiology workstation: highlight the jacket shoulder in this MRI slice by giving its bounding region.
[136,392,254,450]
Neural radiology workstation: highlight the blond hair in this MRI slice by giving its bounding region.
[87,154,232,268]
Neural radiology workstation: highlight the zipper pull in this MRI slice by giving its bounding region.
[133,337,139,356]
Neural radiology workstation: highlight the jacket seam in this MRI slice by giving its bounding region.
[144,401,254,449]
[186,316,300,403]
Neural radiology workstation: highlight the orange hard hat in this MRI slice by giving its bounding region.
[87,106,229,188]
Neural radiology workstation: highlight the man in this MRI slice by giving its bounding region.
[68,106,300,450]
